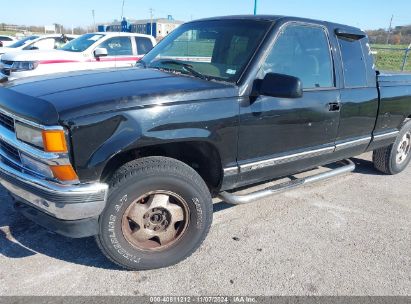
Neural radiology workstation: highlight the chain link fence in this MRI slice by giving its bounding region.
[371,44,411,72]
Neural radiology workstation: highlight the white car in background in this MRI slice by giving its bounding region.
[0,34,78,55]
[0,35,17,48]
[0,32,156,81]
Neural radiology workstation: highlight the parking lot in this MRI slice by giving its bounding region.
[0,152,410,296]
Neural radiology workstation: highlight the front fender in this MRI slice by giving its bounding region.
[69,99,239,182]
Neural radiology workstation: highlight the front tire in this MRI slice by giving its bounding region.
[96,156,213,270]
[373,120,411,175]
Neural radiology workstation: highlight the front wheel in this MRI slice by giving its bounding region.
[96,156,213,270]
[373,120,411,175]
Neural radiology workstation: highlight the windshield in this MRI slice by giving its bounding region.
[8,35,39,48]
[59,33,105,52]
[142,20,271,82]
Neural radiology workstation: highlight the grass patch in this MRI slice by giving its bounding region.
[0,31,19,37]
[371,44,411,72]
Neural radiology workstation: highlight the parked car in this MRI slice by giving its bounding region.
[0,35,17,48]
[0,34,77,55]
[0,32,156,80]
[0,16,410,270]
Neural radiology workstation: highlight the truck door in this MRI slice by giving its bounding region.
[95,36,135,68]
[334,34,378,156]
[113,36,139,68]
[237,23,341,185]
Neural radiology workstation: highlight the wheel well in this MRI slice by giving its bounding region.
[101,141,223,193]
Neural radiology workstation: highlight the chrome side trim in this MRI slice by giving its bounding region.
[0,158,108,220]
[219,159,355,205]
[240,146,334,172]
[225,132,398,176]
[223,166,239,176]
[335,136,371,151]
[373,130,399,141]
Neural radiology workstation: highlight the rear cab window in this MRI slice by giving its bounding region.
[337,36,368,87]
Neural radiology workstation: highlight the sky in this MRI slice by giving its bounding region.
[1,0,410,30]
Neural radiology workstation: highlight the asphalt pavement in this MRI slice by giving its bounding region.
[0,153,410,296]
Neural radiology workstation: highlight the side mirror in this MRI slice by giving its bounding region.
[258,73,303,99]
[30,46,39,50]
[94,48,108,58]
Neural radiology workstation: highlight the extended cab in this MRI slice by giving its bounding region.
[0,32,156,81]
[0,16,410,270]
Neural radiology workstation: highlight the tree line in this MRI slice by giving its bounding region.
[367,25,411,45]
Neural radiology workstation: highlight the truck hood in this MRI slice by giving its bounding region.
[2,68,238,124]
[1,49,84,62]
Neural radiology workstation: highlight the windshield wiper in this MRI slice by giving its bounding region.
[152,59,209,80]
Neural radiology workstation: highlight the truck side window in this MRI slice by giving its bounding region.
[98,37,133,56]
[338,37,367,87]
[135,37,154,55]
[261,24,334,89]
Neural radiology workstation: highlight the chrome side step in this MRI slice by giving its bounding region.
[218,159,355,205]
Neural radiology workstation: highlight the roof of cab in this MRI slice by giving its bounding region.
[91,32,155,39]
[190,15,366,36]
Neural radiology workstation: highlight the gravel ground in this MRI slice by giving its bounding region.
[0,153,410,296]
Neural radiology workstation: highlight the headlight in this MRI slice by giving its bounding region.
[15,122,43,149]
[11,61,39,71]
[15,122,68,152]
[15,122,78,182]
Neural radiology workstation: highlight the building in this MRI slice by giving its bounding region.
[99,16,184,40]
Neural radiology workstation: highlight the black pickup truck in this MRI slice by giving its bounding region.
[0,16,410,270]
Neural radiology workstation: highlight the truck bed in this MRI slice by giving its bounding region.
[378,72,411,86]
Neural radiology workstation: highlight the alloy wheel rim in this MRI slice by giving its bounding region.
[122,190,190,251]
[396,131,411,164]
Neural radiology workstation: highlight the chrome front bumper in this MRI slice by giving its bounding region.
[0,158,108,221]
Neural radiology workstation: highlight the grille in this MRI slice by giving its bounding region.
[0,112,14,131]
[0,139,21,163]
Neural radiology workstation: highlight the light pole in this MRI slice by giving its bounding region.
[149,8,154,36]
[121,0,125,19]
[254,0,257,15]
[92,9,96,32]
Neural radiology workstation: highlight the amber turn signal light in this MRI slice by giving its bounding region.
[42,130,68,153]
[50,165,78,182]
